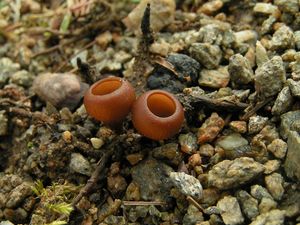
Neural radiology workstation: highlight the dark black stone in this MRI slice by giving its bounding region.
[147,53,201,93]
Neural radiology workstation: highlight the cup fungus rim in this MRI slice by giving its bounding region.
[89,76,125,100]
[143,90,182,121]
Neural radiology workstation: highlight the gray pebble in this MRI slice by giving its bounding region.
[182,204,204,224]
[271,86,293,115]
[6,182,32,209]
[189,43,222,69]
[259,197,278,214]
[216,133,248,152]
[131,159,173,202]
[169,172,202,199]
[254,56,286,99]
[0,221,14,225]
[0,57,20,88]
[152,143,183,166]
[236,190,259,220]
[217,196,244,225]
[69,153,92,176]
[208,157,264,190]
[249,209,285,225]
[280,110,300,139]
[10,70,35,88]
[198,66,230,88]
[248,116,268,134]
[287,79,300,97]
[228,54,254,87]
[271,25,294,50]
[178,133,198,154]
[263,160,281,174]
[250,185,273,201]
[274,0,299,14]
[33,73,88,110]
[267,139,287,159]
[285,131,300,181]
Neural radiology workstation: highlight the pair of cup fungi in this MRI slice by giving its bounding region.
[84,76,184,140]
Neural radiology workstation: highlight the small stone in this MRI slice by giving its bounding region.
[62,130,72,143]
[122,0,176,34]
[253,3,280,17]
[287,79,300,97]
[10,70,35,87]
[250,185,273,201]
[107,174,127,197]
[274,0,299,14]
[0,110,8,136]
[284,131,300,181]
[255,41,269,67]
[0,57,20,88]
[33,73,88,110]
[182,204,204,224]
[3,208,27,224]
[217,196,244,225]
[271,86,294,115]
[254,56,286,100]
[152,143,183,166]
[267,139,287,159]
[69,153,92,176]
[234,30,257,43]
[0,221,14,225]
[6,182,32,208]
[260,16,277,36]
[169,172,202,199]
[200,188,220,207]
[229,121,247,133]
[198,66,230,88]
[197,112,225,144]
[280,111,300,139]
[236,190,259,220]
[166,53,201,85]
[188,153,202,168]
[263,160,281,174]
[131,159,173,201]
[126,153,144,166]
[90,137,104,149]
[259,125,280,144]
[248,116,268,134]
[271,25,294,50]
[259,197,278,214]
[178,133,198,154]
[189,43,222,69]
[216,133,248,158]
[208,157,264,190]
[198,144,215,157]
[249,209,285,225]
[125,182,140,201]
[197,0,223,15]
[265,173,284,201]
[228,54,254,87]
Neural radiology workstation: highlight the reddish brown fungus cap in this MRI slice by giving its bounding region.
[84,76,136,124]
[132,90,184,140]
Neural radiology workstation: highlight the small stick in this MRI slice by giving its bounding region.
[240,97,273,121]
[71,148,113,206]
[122,201,167,206]
[186,196,204,212]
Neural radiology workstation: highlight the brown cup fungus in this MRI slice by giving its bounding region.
[84,76,136,124]
[132,90,184,140]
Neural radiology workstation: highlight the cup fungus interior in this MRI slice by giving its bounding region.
[92,79,122,95]
[147,93,176,118]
